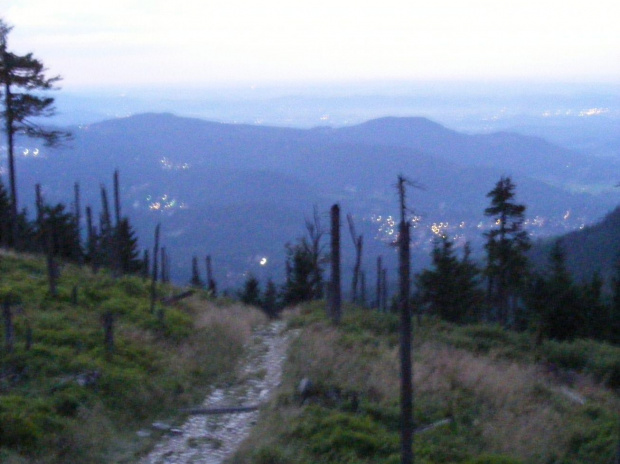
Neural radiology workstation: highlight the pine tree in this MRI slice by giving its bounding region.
[0,20,69,248]
[240,274,261,307]
[262,278,279,319]
[282,239,320,305]
[527,240,584,341]
[610,257,620,345]
[484,176,530,326]
[416,237,483,324]
[116,217,141,274]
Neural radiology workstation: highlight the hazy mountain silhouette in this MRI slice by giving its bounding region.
[14,113,619,286]
[530,206,620,283]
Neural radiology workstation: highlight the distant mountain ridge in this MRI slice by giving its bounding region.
[11,113,620,286]
[530,206,620,283]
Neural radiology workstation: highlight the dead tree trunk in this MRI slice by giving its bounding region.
[376,256,383,310]
[382,268,388,312]
[329,204,341,324]
[360,270,366,307]
[150,224,160,313]
[113,170,122,275]
[103,311,114,356]
[100,185,114,270]
[113,169,121,228]
[73,182,83,265]
[3,299,14,354]
[46,230,58,297]
[397,175,413,464]
[206,255,217,296]
[142,249,149,280]
[160,247,166,283]
[35,183,44,252]
[86,206,100,273]
[347,213,363,304]
[25,324,32,351]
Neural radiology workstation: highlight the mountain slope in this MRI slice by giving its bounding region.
[11,113,619,286]
[530,205,620,282]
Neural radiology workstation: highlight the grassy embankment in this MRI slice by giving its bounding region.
[232,302,620,464]
[0,251,266,463]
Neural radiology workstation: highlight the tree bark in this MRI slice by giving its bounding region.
[376,256,383,310]
[150,224,160,313]
[329,204,341,324]
[398,176,413,464]
[3,298,14,353]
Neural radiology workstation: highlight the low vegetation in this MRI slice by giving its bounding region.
[231,302,619,464]
[0,250,266,463]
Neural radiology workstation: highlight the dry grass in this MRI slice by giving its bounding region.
[247,306,620,463]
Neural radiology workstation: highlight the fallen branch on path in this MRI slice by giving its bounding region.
[180,405,259,415]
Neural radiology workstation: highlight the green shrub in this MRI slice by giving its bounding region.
[464,455,523,464]
[543,338,620,388]
[292,407,398,461]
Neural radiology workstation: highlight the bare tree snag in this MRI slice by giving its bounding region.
[150,224,160,313]
[142,249,149,280]
[329,204,341,324]
[46,229,58,297]
[376,256,383,310]
[360,270,366,307]
[206,255,217,296]
[382,268,388,312]
[103,311,114,356]
[347,213,363,304]
[74,182,83,265]
[113,169,121,228]
[3,298,14,353]
[397,175,414,464]
[86,206,98,272]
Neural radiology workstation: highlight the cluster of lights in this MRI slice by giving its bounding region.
[160,157,190,171]
[431,222,449,237]
[579,108,609,117]
[146,194,179,211]
[524,216,546,227]
[541,108,610,118]
[22,148,41,157]
[372,214,397,241]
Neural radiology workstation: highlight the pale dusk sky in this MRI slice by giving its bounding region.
[2,0,619,90]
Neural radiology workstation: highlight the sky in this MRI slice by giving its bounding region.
[2,0,619,90]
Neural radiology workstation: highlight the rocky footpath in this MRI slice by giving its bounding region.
[140,320,291,464]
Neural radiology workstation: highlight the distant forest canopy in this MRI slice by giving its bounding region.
[7,112,620,288]
[529,205,620,284]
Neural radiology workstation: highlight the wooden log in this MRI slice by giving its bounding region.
[160,290,195,305]
[180,405,259,415]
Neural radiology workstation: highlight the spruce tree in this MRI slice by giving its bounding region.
[116,217,141,274]
[484,176,530,326]
[262,278,279,318]
[240,274,261,307]
[416,237,482,324]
